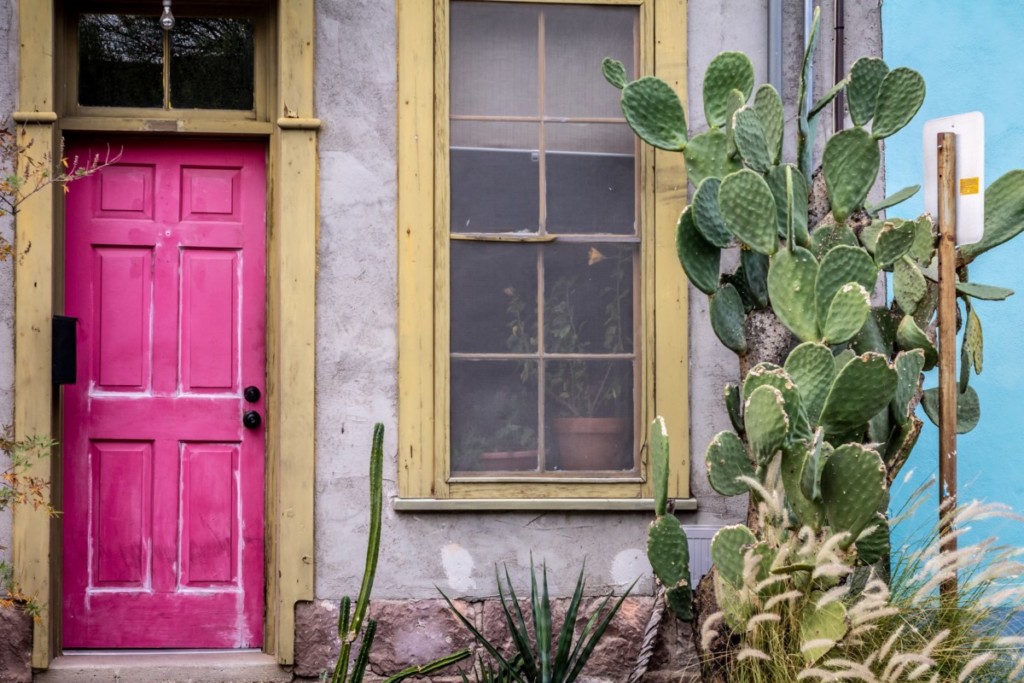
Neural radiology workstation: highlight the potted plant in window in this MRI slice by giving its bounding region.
[505,248,633,471]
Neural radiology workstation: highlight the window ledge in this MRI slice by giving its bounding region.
[392,497,698,512]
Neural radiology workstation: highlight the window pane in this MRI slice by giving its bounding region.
[544,243,635,355]
[451,241,538,354]
[451,121,540,233]
[79,14,163,108]
[546,123,636,234]
[171,18,255,110]
[546,360,634,471]
[545,5,636,118]
[450,2,539,117]
[451,360,539,474]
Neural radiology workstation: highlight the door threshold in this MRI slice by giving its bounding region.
[36,651,292,683]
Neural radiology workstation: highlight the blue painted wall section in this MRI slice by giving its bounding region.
[883,3,1024,555]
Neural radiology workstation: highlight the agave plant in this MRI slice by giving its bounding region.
[441,560,635,683]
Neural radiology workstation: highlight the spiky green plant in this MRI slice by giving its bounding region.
[607,5,1024,675]
[441,560,635,683]
[327,424,471,683]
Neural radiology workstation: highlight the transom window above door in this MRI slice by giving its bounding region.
[62,2,271,118]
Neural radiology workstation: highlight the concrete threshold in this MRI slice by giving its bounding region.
[35,651,293,683]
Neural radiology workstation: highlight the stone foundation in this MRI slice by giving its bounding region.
[0,605,33,683]
[294,596,699,682]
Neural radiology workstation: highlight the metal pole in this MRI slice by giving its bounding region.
[833,0,845,133]
[937,131,959,603]
[768,0,783,93]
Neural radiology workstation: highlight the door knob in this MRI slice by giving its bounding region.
[243,411,262,429]
[244,386,261,402]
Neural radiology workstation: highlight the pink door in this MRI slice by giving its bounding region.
[62,139,267,649]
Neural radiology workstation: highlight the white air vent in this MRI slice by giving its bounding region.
[683,525,723,582]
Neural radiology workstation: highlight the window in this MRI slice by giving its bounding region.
[398,0,689,506]
[62,2,270,118]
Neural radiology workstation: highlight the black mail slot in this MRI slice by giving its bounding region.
[53,315,77,385]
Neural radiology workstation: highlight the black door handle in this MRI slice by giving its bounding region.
[244,386,261,402]
[243,411,262,429]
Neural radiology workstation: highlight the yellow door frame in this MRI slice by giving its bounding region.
[12,1,318,667]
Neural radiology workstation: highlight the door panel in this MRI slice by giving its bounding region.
[62,140,267,649]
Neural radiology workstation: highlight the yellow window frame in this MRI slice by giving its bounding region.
[397,0,691,509]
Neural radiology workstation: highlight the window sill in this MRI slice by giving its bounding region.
[392,497,698,512]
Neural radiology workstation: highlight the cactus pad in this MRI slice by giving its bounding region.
[665,585,693,621]
[676,206,721,295]
[800,429,830,503]
[767,246,819,342]
[819,353,897,440]
[742,249,770,308]
[801,598,847,664]
[650,416,670,516]
[705,431,754,497]
[821,443,886,545]
[871,67,925,139]
[601,57,628,90]
[744,384,790,464]
[620,77,688,151]
[823,282,871,345]
[719,169,779,255]
[754,84,784,165]
[684,128,741,186]
[893,257,927,315]
[847,57,889,126]
[724,89,746,158]
[822,126,880,223]
[961,170,1024,261]
[811,223,859,259]
[921,385,981,433]
[710,284,748,355]
[744,364,810,440]
[647,514,691,587]
[767,164,809,244]
[692,177,732,248]
[965,307,983,373]
[854,513,890,566]
[703,51,755,127]
[785,342,835,424]
[815,245,878,328]
[874,220,917,267]
[711,524,756,588]
[909,214,937,262]
[781,443,825,530]
[896,315,938,370]
[891,349,925,424]
[733,107,772,173]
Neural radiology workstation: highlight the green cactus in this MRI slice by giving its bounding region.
[646,417,693,620]
[823,282,871,345]
[896,315,938,370]
[873,220,916,267]
[710,283,748,355]
[799,428,829,504]
[741,249,770,308]
[822,126,880,223]
[753,84,784,165]
[620,77,687,151]
[743,363,810,440]
[784,342,835,425]
[744,384,790,464]
[724,383,745,435]
[692,177,732,248]
[684,128,741,186]
[854,513,890,565]
[706,430,755,497]
[800,597,848,665]
[815,245,878,328]
[821,443,886,546]
[676,205,720,295]
[871,67,926,139]
[724,89,746,159]
[733,107,772,173]
[767,246,819,342]
[718,169,779,255]
[711,524,757,588]
[891,350,926,424]
[703,51,755,127]
[600,57,628,90]
[960,170,1024,260]
[921,385,981,434]
[893,257,927,315]
[781,442,825,530]
[767,164,809,245]
[846,57,889,126]
[819,353,897,441]
[810,223,859,259]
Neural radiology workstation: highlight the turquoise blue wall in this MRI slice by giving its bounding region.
[883,3,1024,555]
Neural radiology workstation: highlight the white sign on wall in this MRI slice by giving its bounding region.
[923,112,984,245]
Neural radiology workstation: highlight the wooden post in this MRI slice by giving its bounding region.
[937,131,958,602]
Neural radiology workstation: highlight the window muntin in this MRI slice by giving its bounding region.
[447,2,640,478]
[76,13,255,111]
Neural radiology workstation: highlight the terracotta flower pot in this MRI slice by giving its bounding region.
[551,417,631,471]
[478,449,539,471]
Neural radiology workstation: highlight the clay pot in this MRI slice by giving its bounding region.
[551,417,631,470]
[478,449,539,471]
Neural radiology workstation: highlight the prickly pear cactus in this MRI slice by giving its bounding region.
[611,3,1024,675]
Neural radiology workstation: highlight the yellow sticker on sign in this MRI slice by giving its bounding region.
[960,177,980,195]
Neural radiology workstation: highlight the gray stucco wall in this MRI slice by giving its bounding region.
[313,0,883,602]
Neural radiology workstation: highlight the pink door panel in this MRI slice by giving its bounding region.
[62,140,267,649]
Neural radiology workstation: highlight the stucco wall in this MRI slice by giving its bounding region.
[883,1,1024,557]
[313,0,883,602]
[0,0,17,567]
